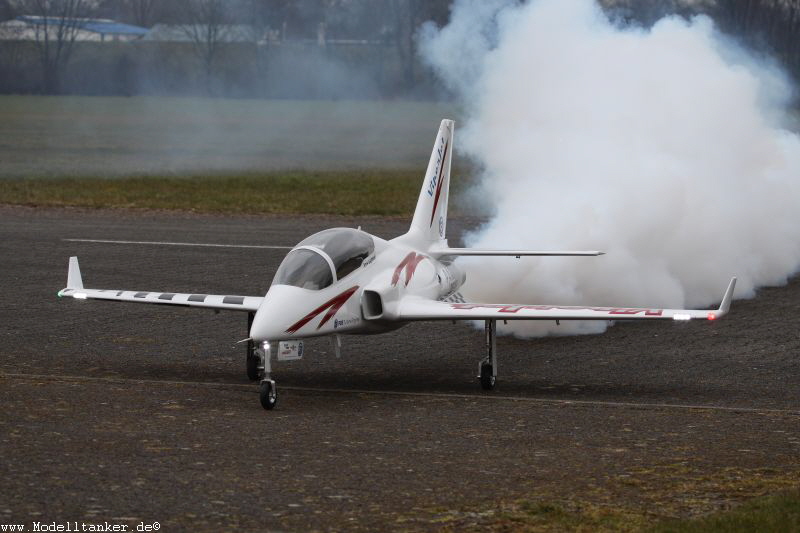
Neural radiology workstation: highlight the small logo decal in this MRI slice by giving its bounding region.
[334,317,360,329]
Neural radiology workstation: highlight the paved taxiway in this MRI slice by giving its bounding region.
[1,205,799,531]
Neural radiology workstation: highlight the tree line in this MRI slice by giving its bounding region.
[0,0,799,99]
[0,0,452,95]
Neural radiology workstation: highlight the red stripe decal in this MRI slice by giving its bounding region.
[285,286,359,334]
[429,140,449,227]
[449,303,663,316]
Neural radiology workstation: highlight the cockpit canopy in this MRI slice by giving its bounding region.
[271,228,375,290]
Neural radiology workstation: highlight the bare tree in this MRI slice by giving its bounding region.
[240,0,278,43]
[100,0,158,27]
[176,0,232,92]
[386,0,448,90]
[713,0,800,86]
[11,0,96,93]
[0,15,27,92]
[126,0,158,27]
[1,0,19,19]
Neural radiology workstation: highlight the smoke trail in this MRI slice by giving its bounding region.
[419,0,800,337]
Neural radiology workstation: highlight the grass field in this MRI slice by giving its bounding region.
[0,95,466,215]
[0,95,459,177]
[654,490,800,532]
[1,95,795,216]
[0,171,434,216]
[456,490,800,532]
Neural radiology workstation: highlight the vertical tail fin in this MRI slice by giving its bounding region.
[407,119,454,247]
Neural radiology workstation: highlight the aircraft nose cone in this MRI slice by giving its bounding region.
[250,304,282,343]
[249,286,300,342]
[249,310,277,343]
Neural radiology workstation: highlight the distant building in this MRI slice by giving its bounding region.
[0,16,148,42]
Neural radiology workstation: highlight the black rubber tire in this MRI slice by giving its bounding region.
[246,354,259,381]
[259,381,277,410]
[479,363,496,390]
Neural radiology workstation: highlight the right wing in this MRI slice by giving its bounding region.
[57,257,263,312]
[394,278,737,323]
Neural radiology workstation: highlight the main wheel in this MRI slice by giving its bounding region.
[479,362,496,390]
[246,354,260,381]
[259,381,277,410]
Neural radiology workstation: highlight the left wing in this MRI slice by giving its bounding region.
[394,278,736,323]
[57,257,263,312]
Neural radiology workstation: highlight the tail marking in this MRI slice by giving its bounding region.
[429,140,450,226]
[392,252,427,287]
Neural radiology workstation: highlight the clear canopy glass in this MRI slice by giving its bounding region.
[271,249,333,290]
[271,228,375,290]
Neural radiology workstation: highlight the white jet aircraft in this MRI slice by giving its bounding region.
[59,119,736,410]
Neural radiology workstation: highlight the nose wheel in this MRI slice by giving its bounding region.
[255,341,278,410]
[259,379,277,409]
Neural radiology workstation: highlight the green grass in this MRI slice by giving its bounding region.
[0,95,470,216]
[654,490,800,532]
[0,95,459,177]
[436,491,800,532]
[424,463,800,532]
[0,171,429,216]
[481,500,649,532]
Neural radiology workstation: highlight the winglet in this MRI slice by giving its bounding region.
[67,256,83,290]
[714,277,737,318]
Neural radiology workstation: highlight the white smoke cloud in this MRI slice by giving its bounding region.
[419,0,800,337]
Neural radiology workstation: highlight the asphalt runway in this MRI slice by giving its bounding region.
[1,205,799,531]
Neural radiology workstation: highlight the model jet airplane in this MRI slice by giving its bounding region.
[59,119,736,410]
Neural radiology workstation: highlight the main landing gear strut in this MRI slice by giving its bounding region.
[478,319,497,390]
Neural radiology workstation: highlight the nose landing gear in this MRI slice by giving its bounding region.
[247,313,277,410]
